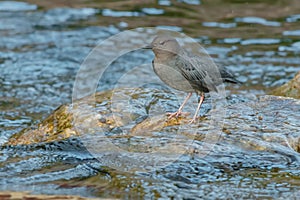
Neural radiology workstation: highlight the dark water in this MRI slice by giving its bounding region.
[0,0,300,199]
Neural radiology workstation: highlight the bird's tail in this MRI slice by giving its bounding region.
[224,78,243,85]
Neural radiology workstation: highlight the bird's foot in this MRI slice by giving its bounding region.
[188,116,199,124]
[167,111,181,119]
[167,111,189,119]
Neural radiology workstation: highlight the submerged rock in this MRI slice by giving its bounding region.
[271,71,300,99]
[6,87,180,145]
[7,105,76,145]
[0,191,100,200]
[5,88,300,158]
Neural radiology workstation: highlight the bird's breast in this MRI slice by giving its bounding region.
[152,60,195,92]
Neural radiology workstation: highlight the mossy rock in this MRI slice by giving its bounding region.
[0,191,107,200]
[5,88,300,155]
[5,88,189,145]
[271,71,300,99]
[7,105,76,145]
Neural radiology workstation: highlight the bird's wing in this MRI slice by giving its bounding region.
[218,65,242,84]
[176,54,218,92]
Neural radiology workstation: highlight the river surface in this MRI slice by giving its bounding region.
[0,0,300,199]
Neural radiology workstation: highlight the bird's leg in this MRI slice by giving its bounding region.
[168,92,192,119]
[189,93,205,124]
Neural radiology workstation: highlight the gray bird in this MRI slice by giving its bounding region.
[146,35,241,123]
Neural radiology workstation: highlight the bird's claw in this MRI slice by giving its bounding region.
[167,111,190,119]
[188,117,198,124]
[167,111,198,124]
[167,111,181,119]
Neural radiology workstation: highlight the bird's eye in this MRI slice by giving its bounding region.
[159,41,165,45]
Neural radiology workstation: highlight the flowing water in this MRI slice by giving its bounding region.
[0,0,300,199]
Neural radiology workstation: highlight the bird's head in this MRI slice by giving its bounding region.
[146,35,181,60]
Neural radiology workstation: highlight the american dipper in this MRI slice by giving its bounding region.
[146,35,241,123]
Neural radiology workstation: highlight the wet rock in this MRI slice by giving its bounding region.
[6,88,175,145]
[0,191,101,200]
[6,105,76,145]
[6,88,300,157]
[271,71,300,99]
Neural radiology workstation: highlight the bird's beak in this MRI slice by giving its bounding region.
[142,44,152,49]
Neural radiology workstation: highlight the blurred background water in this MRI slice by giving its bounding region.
[0,0,300,199]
